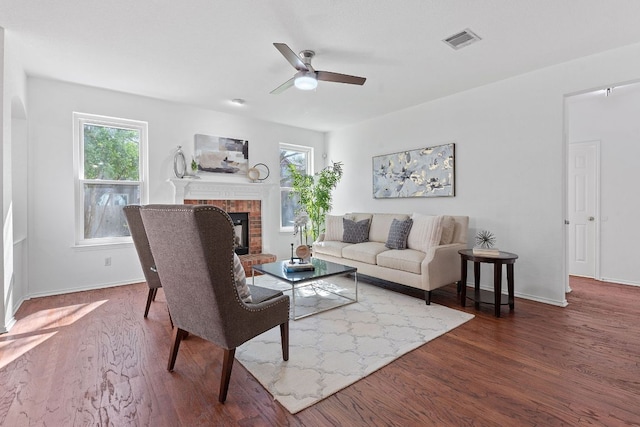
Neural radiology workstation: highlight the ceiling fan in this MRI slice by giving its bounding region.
[270,42,366,94]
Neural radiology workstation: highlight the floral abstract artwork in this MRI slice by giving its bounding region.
[372,143,455,198]
[194,134,249,175]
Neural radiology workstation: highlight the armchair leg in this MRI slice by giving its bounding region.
[219,348,236,403]
[144,289,155,318]
[425,290,431,305]
[280,322,289,361]
[167,328,187,371]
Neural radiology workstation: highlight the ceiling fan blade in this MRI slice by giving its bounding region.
[270,77,295,94]
[273,43,308,72]
[316,71,366,86]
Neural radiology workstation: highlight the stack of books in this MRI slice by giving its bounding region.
[472,247,500,256]
[284,261,315,273]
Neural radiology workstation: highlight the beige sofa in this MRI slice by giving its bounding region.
[313,213,469,304]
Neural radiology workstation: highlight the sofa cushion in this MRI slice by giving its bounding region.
[407,214,443,253]
[385,218,413,249]
[324,214,345,241]
[368,213,410,243]
[377,249,425,274]
[312,240,351,258]
[343,218,370,243]
[342,242,388,265]
[348,213,373,223]
[440,215,455,245]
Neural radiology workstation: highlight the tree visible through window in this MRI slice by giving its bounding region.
[75,113,147,244]
[279,143,313,230]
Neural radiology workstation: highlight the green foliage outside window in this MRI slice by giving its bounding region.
[279,147,310,228]
[83,125,139,180]
[83,124,140,239]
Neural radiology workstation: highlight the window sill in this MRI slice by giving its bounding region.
[73,241,133,251]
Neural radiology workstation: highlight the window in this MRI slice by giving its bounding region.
[279,143,313,230]
[74,113,148,245]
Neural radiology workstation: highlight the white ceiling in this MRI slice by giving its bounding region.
[3,0,640,132]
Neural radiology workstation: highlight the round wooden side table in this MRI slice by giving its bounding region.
[458,249,518,318]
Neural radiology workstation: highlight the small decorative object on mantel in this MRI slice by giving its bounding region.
[173,146,187,178]
[186,156,201,179]
[473,230,500,256]
[247,167,260,182]
[248,163,270,182]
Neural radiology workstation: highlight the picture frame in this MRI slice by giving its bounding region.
[372,143,455,198]
[194,134,249,175]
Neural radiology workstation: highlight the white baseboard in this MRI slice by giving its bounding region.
[1,316,17,333]
[26,278,145,300]
[462,283,568,307]
[598,277,640,287]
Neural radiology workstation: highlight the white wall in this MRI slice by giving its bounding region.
[2,27,29,332]
[567,86,640,286]
[27,77,324,297]
[20,41,640,305]
[327,41,640,306]
[0,27,6,331]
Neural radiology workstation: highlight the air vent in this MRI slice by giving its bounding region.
[443,28,481,50]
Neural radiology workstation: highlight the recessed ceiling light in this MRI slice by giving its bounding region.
[231,98,246,106]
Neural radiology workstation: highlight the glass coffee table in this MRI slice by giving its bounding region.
[252,258,358,320]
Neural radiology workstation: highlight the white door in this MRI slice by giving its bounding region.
[568,141,599,278]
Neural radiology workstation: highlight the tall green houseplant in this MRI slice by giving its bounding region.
[288,161,343,242]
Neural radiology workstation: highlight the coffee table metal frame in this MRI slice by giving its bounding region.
[252,258,358,320]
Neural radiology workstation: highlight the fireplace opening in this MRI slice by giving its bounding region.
[229,212,249,255]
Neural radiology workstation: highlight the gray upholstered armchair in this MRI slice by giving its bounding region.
[140,204,290,403]
[123,205,164,319]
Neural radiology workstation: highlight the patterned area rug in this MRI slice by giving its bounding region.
[236,275,474,414]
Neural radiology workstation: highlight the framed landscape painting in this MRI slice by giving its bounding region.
[372,143,455,198]
[194,134,249,175]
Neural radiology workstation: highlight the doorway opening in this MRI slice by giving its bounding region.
[564,80,640,292]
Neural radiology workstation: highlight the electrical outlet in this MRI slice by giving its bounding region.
[105,257,112,267]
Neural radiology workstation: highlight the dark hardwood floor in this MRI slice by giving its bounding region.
[1,276,639,426]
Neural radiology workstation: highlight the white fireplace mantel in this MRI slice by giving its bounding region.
[168,177,276,203]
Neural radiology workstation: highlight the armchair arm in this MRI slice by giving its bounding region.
[228,294,290,348]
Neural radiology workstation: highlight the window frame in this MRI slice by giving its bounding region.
[73,112,149,246]
[279,142,314,232]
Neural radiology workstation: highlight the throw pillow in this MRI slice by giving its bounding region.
[440,216,456,245]
[406,213,443,253]
[324,214,344,241]
[385,218,413,249]
[342,218,370,243]
[233,253,252,303]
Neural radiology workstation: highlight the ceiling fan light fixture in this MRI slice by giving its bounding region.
[294,72,318,90]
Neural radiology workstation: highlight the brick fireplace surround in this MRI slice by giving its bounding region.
[169,178,277,274]
[184,199,262,254]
